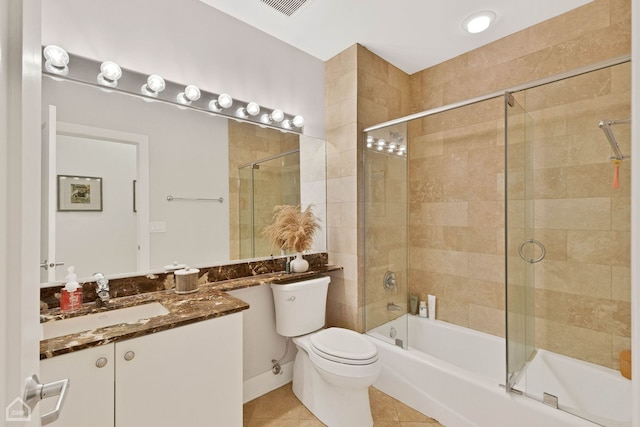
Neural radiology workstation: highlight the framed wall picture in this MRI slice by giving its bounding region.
[57,175,103,211]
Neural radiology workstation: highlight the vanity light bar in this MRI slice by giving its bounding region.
[40,46,305,134]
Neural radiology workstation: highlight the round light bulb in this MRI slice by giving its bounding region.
[260,114,272,124]
[145,75,166,94]
[100,61,122,81]
[270,109,285,123]
[292,115,305,127]
[218,93,233,109]
[43,45,69,68]
[97,61,122,87]
[246,102,261,116]
[366,135,375,143]
[184,85,201,102]
[366,142,373,148]
[377,139,386,147]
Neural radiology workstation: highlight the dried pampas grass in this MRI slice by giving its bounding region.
[262,204,320,253]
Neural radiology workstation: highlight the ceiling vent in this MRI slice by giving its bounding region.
[259,0,310,16]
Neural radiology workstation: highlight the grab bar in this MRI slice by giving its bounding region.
[166,195,224,203]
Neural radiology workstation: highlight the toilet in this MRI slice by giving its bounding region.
[271,276,380,427]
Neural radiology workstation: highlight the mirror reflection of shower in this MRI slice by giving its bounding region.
[238,150,300,259]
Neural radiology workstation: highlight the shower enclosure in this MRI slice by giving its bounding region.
[238,150,300,258]
[364,59,631,426]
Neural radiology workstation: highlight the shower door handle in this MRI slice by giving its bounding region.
[518,239,546,263]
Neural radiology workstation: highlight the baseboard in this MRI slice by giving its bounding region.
[243,361,294,403]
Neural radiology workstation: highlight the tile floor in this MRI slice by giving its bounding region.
[243,383,445,427]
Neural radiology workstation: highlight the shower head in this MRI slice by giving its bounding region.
[598,118,630,160]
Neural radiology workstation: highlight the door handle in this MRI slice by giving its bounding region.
[518,239,546,263]
[24,374,70,425]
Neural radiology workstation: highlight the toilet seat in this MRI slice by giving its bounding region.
[310,328,378,365]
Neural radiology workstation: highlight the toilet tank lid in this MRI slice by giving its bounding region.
[270,275,330,291]
[311,328,377,361]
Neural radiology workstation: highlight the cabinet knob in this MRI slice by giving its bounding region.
[123,351,135,361]
[95,357,108,368]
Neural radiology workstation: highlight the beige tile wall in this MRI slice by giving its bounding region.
[325,45,411,331]
[407,0,631,368]
[324,0,631,363]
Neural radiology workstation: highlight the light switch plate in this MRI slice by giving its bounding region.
[150,222,167,233]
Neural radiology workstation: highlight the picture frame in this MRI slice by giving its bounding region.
[57,175,103,212]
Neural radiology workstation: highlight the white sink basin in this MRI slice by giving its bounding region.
[41,302,170,340]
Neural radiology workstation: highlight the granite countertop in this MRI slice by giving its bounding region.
[40,265,342,359]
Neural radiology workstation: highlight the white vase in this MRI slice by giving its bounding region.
[290,253,309,273]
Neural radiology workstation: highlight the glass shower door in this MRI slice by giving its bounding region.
[363,124,409,348]
[505,92,537,391]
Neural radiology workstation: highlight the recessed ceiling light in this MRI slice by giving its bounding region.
[462,11,496,34]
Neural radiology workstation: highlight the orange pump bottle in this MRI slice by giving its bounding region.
[60,266,83,312]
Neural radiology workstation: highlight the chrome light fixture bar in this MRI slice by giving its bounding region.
[40,46,305,134]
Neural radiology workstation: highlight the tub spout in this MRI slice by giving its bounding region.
[387,302,403,311]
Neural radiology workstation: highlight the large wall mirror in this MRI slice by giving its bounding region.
[40,76,327,284]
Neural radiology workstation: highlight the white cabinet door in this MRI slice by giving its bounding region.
[40,344,115,427]
[115,312,243,427]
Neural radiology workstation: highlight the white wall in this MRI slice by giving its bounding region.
[228,284,296,402]
[56,135,138,280]
[43,78,231,272]
[41,0,326,138]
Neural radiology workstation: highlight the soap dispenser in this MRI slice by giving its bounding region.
[60,266,83,312]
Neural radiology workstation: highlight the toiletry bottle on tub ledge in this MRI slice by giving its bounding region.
[428,294,436,320]
[419,301,427,318]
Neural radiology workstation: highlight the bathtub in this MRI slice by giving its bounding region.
[368,315,631,427]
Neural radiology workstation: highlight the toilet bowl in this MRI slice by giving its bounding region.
[270,277,380,427]
[292,328,381,427]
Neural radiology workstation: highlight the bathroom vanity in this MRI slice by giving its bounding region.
[39,280,250,426]
[40,313,242,426]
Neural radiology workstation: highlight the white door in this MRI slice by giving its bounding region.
[1,1,69,425]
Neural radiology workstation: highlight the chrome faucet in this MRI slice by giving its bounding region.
[93,272,110,306]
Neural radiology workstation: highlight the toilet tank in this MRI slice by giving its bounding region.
[270,275,330,337]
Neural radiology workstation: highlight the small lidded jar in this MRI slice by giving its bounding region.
[174,266,200,294]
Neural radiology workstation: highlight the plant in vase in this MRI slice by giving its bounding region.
[262,204,320,273]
